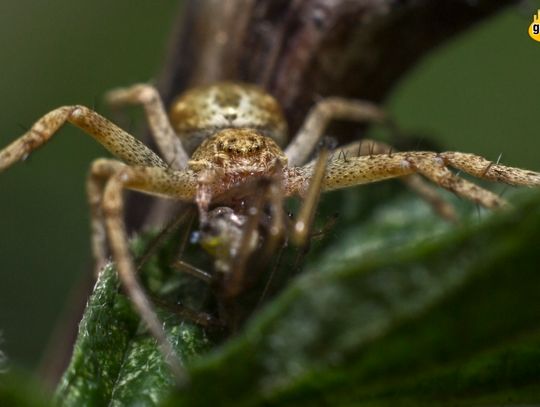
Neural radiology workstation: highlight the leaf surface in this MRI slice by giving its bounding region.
[53,189,540,406]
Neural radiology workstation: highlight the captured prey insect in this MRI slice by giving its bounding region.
[1,81,540,383]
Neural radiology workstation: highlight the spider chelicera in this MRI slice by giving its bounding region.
[1,81,539,382]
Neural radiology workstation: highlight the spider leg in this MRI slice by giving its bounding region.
[137,207,195,271]
[0,106,167,172]
[291,148,329,247]
[261,176,286,256]
[408,155,507,209]
[150,293,223,329]
[101,165,198,385]
[86,158,128,274]
[105,84,189,169]
[400,174,458,221]
[338,140,458,221]
[285,98,386,167]
[286,151,540,209]
[440,152,540,186]
[171,260,213,283]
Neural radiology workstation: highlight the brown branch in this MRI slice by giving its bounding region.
[159,0,516,132]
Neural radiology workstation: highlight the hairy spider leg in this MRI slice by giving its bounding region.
[286,151,540,208]
[87,158,128,271]
[106,84,189,170]
[338,139,458,221]
[285,97,386,166]
[290,148,329,247]
[100,165,197,384]
[0,106,167,171]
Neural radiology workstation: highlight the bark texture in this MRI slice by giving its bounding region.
[160,0,516,133]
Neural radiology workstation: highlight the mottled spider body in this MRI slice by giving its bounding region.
[2,81,540,382]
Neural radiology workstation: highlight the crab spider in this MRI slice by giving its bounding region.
[1,82,539,382]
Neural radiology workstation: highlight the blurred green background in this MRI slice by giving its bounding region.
[0,1,539,372]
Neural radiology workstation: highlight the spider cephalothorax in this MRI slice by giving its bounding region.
[189,129,287,186]
[1,81,539,381]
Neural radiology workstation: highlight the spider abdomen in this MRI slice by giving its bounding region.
[169,82,287,153]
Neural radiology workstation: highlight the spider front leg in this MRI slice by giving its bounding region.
[106,84,189,169]
[0,105,167,172]
[100,165,198,384]
[287,151,540,209]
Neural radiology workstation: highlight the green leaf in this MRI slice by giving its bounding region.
[55,234,213,406]
[55,188,540,406]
